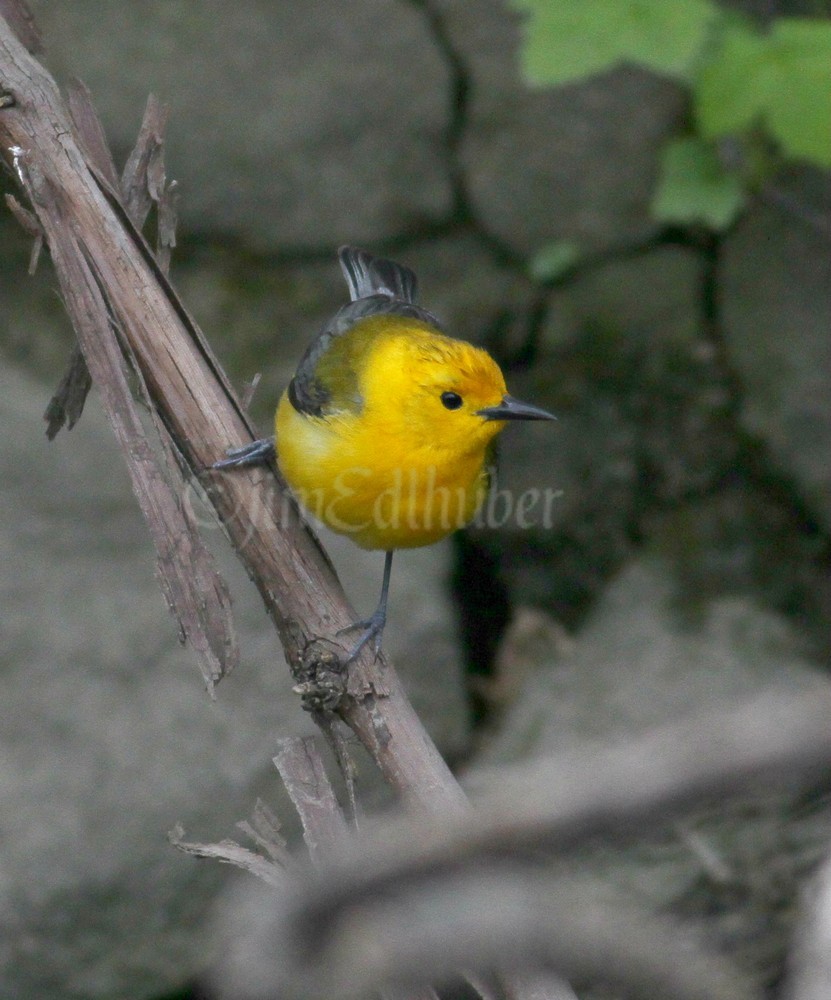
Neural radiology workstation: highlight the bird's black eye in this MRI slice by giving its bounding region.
[441,391,463,410]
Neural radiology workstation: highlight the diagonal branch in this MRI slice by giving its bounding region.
[0,0,40,54]
[0,10,464,808]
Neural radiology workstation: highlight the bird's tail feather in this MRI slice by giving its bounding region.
[338,246,418,304]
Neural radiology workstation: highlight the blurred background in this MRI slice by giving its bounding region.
[1,0,829,998]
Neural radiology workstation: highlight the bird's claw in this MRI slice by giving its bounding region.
[337,610,387,662]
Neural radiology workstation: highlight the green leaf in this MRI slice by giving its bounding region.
[529,241,582,282]
[695,18,831,168]
[695,21,769,137]
[765,20,831,167]
[513,0,720,86]
[651,137,745,230]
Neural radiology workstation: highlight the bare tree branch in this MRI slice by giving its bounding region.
[0,4,464,811]
[288,689,831,922]
[25,158,236,686]
[0,0,40,54]
[217,864,755,1000]
[45,87,173,438]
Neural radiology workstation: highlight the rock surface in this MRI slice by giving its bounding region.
[722,202,831,532]
[471,556,831,990]
[32,0,452,250]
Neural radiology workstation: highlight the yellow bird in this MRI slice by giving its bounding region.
[215,247,555,659]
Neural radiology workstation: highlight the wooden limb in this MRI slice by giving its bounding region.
[287,688,831,923]
[45,86,174,439]
[0,0,40,54]
[40,83,120,439]
[0,9,463,806]
[219,863,754,1000]
[38,170,236,686]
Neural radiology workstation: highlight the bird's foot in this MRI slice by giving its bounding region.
[211,437,275,469]
[336,607,387,662]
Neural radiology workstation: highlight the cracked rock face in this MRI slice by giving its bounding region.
[722,200,831,533]
[33,0,454,250]
[33,0,686,259]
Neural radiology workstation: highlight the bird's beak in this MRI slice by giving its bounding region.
[476,394,557,422]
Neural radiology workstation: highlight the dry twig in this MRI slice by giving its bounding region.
[168,822,285,890]
[273,737,350,865]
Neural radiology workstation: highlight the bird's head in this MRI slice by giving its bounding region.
[358,321,555,457]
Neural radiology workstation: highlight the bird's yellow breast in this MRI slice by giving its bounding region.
[275,324,506,550]
[276,392,491,549]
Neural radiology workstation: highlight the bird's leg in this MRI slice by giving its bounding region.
[211,437,276,469]
[337,550,393,662]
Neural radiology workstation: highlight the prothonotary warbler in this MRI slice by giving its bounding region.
[215,246,556,660]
